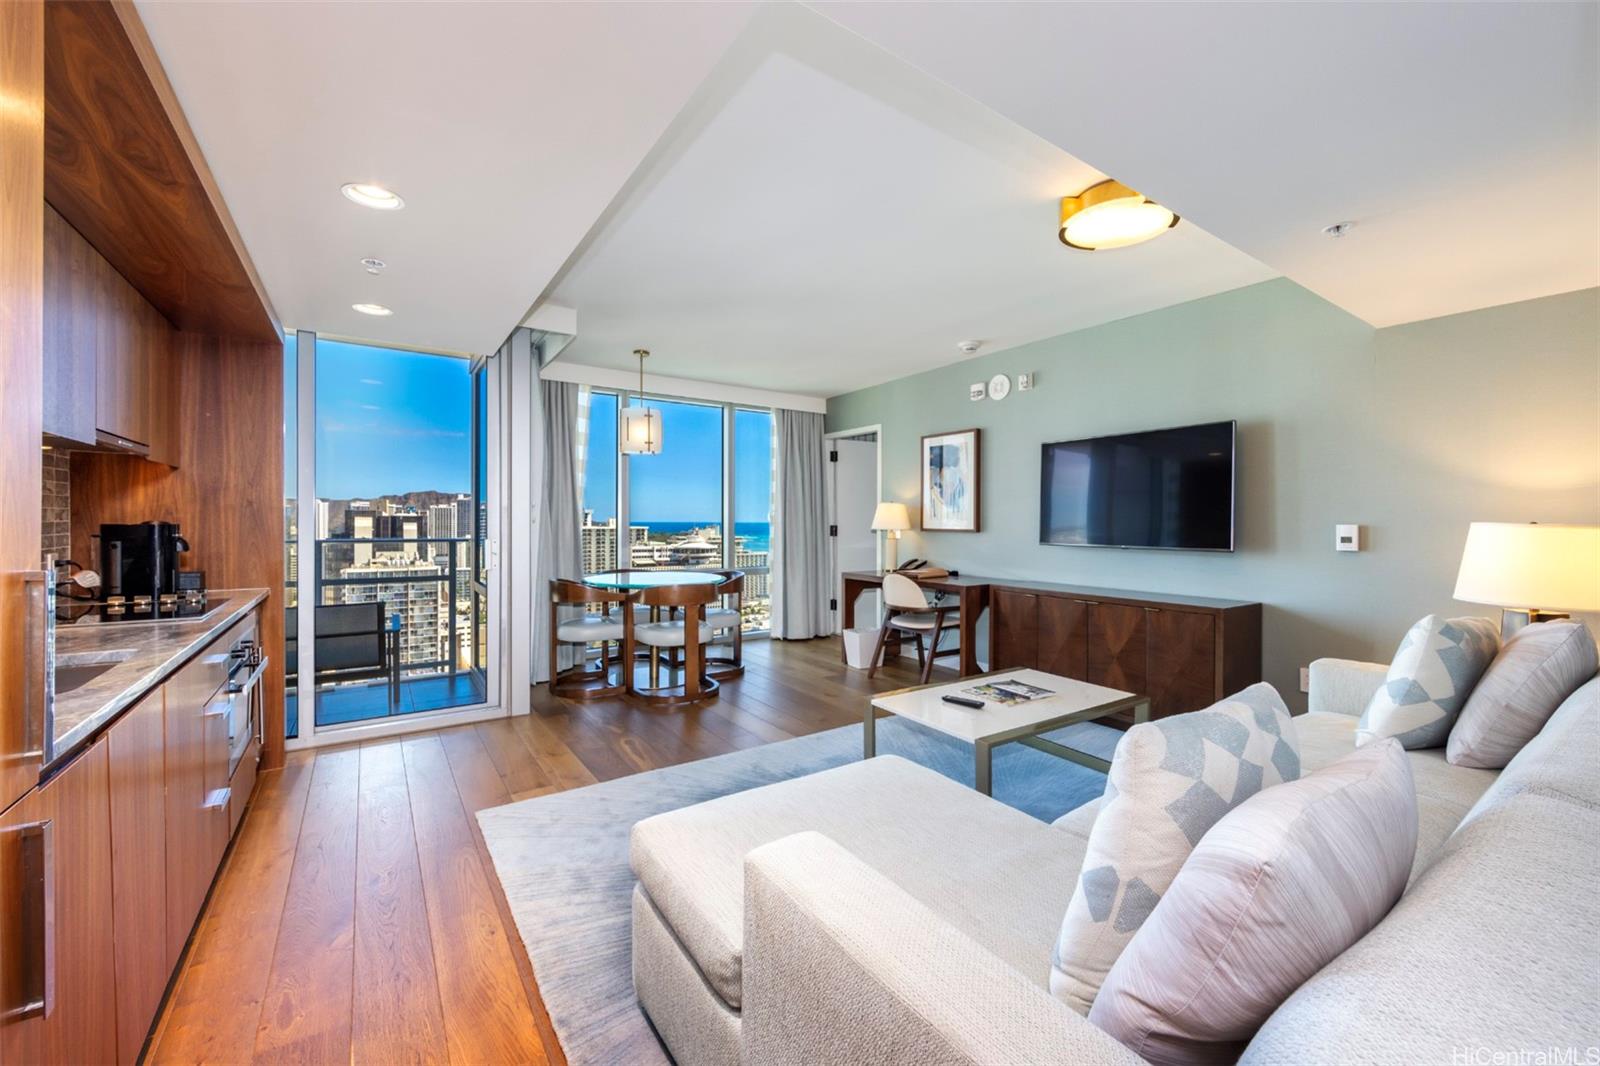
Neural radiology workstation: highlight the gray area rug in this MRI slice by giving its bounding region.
[478,716,1119,1066]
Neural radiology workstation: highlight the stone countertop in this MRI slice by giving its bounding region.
[51,588,269,768]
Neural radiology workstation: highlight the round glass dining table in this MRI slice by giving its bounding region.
[586,569,723,590]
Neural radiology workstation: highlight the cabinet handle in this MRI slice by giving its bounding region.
[1076,599,1099,606]
[2,819,54,1022]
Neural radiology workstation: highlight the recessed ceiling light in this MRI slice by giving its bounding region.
[341,183,404,210]
[1059,179,1178,251]
[352,303,393,316]
[360,257,386,274]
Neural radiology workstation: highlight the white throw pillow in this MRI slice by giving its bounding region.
[1356,615,1499,749]
[1089,739,1417,1066]
[1448,621,1599,769]
[1049,684,1300,1015]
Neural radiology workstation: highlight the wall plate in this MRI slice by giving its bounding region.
[1017,372,1034,391]
[970,382,986,401]
[987,373,1011,400]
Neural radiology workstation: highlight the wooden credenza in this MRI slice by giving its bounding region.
[988,582,1261,724]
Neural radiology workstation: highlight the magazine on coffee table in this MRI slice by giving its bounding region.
[962,679,1056,706]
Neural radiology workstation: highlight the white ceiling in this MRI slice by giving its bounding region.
[135,1,757,355]
[547,4,1277,396]
[810,1,1600,329]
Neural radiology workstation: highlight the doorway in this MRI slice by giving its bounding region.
[825,426,880,635]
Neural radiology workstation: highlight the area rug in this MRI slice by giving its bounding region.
[477,716,1119,1066]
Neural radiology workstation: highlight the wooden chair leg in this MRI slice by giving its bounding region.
[866,622,892,678]
[548,601,560,691]
[920,638,936,684]
[684,633,702,699]
[914,633,926,670]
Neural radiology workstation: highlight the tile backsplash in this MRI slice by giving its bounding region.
[42,447,70,566]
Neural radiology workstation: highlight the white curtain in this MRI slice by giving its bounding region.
[533,379,583,681]
[770,409,831,639]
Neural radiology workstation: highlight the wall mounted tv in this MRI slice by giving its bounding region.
[1040,420,1236,552]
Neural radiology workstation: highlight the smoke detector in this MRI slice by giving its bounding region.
[957,340,983,355]
[1321,221,1355,239]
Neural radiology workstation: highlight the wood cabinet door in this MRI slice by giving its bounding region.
[1037,597,1089,680]
[1086,603,1147,694]
[42,207,97,445]
[164,648,228,967]
[989,590,1038,670]
[0,786,47,1066]
[109,694,168,1064]
[1146,609,1218,719]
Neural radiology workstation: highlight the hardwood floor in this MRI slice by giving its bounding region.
[149,635,932,1064]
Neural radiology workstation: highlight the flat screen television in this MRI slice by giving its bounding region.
[1040,420,1236,551]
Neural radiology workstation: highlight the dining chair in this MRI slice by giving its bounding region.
[867,572,961,684]
[548,579,637,700]
[631,581,721,706]
[704,570,745,679]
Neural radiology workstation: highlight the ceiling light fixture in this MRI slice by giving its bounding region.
[1059,179,1178,251]
[360,257,386,274]
[352,303,393,316]
[341,183,404,210]
[620,349,663,455]
[1322,221,1355,238]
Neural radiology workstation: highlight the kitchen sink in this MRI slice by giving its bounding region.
[55,650,136,695]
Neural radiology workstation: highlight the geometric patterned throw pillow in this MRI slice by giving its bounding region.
[1049,683,1300,1015]
[1356,615,1499,750]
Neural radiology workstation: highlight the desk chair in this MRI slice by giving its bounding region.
[867,572,961,684]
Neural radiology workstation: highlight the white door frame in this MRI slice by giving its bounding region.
[824,423,882,634]
[285,332,518,751]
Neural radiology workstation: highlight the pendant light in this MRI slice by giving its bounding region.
[620,349,664,455]
[1058,179,1178,250]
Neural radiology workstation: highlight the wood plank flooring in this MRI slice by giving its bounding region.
[149,636,931,1065]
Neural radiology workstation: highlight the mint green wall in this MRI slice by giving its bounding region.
[826,280,1600,709]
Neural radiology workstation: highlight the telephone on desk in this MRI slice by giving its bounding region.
[891,559,953,580]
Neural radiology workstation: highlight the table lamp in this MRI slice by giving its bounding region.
[1453,522,1600,638]
[871,502,912,571]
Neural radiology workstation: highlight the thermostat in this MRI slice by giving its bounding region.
[969,382,986,401]
[1336,524,1362,552]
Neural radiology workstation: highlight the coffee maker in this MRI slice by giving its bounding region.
[98,522,190,602]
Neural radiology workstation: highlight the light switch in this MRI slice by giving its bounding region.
[1335,524,1361,552]
[1018,372,1035,391]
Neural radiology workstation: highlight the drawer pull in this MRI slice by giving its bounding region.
[203,788,232,812]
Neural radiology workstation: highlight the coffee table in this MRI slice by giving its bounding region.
[866,669,1150,795]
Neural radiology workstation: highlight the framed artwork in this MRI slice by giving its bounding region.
[921,428,980,532]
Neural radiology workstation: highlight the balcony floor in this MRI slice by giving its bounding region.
[286,672,488,736]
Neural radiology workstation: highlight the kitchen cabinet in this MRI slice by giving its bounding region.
[163,641,230,968]
[0,738,118,1066]
[42,204,178,465]
[108,693,169,1064]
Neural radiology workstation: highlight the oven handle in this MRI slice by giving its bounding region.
[226,653,269,698]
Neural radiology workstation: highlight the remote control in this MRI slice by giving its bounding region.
[941,694,985,709]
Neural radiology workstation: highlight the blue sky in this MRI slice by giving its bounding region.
[305,339,473,500]
[583,396,772,524]
[284,337,772,521]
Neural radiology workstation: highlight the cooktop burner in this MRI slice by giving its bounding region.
[58,593,231,626]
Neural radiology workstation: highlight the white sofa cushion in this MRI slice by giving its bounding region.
[1091,740,1416,1066]
[1449,621,1598,768]
[629,754,1084,1010]
[1356,615,1498,749]
[1050,684,1300,1014]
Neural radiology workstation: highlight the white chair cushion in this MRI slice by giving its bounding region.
[888,612,940,631]
[635,620,714,648]
[706,607,741,629]
[556,615,626,642]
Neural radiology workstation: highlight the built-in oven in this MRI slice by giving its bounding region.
[224,632,267,780]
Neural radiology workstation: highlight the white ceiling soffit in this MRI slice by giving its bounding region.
[809,1,1600,328]
[135,1,758,355]
[548,3,1276,397]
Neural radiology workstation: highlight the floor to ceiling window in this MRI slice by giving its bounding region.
[575,385,775,634]
[285,335,496,739]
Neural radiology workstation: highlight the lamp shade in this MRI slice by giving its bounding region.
[871,502,911,532]
[1453,522,1600,611]
[620,406,663,455]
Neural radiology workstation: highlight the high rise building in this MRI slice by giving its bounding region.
[581,510,619,573]
[427,503,457,541]
[339,552,449,673]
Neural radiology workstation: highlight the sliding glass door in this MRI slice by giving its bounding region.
[284,333,499,742]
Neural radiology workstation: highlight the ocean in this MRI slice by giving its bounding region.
[635,520,770,553]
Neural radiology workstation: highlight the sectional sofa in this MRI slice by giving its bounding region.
[629,659,1599,1065]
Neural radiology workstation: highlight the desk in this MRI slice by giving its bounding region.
[840,570,991,677]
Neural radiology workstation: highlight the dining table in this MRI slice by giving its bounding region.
[584,569,724,702]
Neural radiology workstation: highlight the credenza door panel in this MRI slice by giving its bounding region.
[1038,597,1089,680]
[1146,609,1218,718]
[990,590,1038,670]
[1086,603,1147,694]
